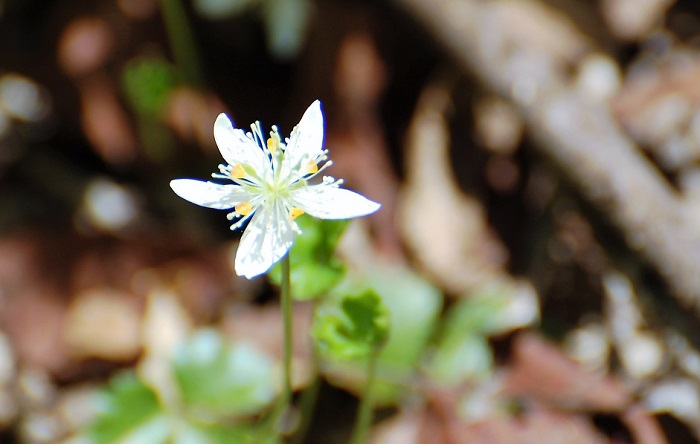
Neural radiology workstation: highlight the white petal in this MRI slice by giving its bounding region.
[285,100,324,169]
[292,186,380,219]
[235,202,295,278]
[170,179,251,209]
[214,113,270,173]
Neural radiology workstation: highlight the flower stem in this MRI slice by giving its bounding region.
[349,349,379,444]
[261,254,295,442]
[281,253,293,407]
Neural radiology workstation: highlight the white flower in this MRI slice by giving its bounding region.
[170,100,380,279]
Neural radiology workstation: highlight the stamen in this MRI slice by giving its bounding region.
[316,160,332,175]
[230,212,253,231]
[227,203,256,230]
[267,137,279,155]
[320,175,343,187]
[235,202,253,216]
[305,160,318,175]
[212,164,229,179]
[289,208,304,220]
[294,159,332,184]
[250,121,266,151]
[230,164,246,179]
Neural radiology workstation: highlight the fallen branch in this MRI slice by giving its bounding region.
[393,0,700,310]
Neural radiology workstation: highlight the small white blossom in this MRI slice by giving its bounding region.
[170,100,380,278]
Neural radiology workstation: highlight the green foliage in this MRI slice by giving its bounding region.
[88,330,273,444]
[268,214,348,300]
[443,289,506,337]
[173,329,276,417]
[318,266,443,405]
[426,283,522,385]
[365,268,442,371]
[168,424,258,444]
[313,290,390,360]
[428,332,494,385]
[90,372,164,443]
[122,57,179,118]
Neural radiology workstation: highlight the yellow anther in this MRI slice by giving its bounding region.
[305,160,318,175]
[267,137,279,155]
[230,164,246,179]
[289,208,304,220]
[235,202,253,216]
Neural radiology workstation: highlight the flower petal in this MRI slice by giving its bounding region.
[235,202,295,278]
[170,179,251,209]
[292,186,380,219]
[214,113,270,173]
[285,100,324,169]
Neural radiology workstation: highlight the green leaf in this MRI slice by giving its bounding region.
[268,214,348,299]
[171,422,259,444]
[122,57,179,118]
[443,280,539,339]
[87,338,266,444]
[89,372,168,444]
[318,266,443,405]
[362,268,442,367]
[172,329,276,418]
[443,290,505,338]
[312,290,390,360]
[422,288,503,387]
[427,333,493,384]
[341,291,390,347]
[425,280,539,385]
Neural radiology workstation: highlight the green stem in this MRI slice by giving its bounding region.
[281,253,293,407]
[349,350,379,444]
[160,0,203,86]
[261,254,294,443]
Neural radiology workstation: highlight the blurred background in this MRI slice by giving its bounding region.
[2,0,700,442]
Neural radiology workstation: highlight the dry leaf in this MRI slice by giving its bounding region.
[328,32,401,258]
[79,75,137,165]
[601,0,674,41]
[2,287,67,372]
[163,87,226,152]
[614,51,700,171]
[398,84,507,294]
[57,17,114,77]
[138,290,192,408]
[504,332,630,412]
[64,287,141,361]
